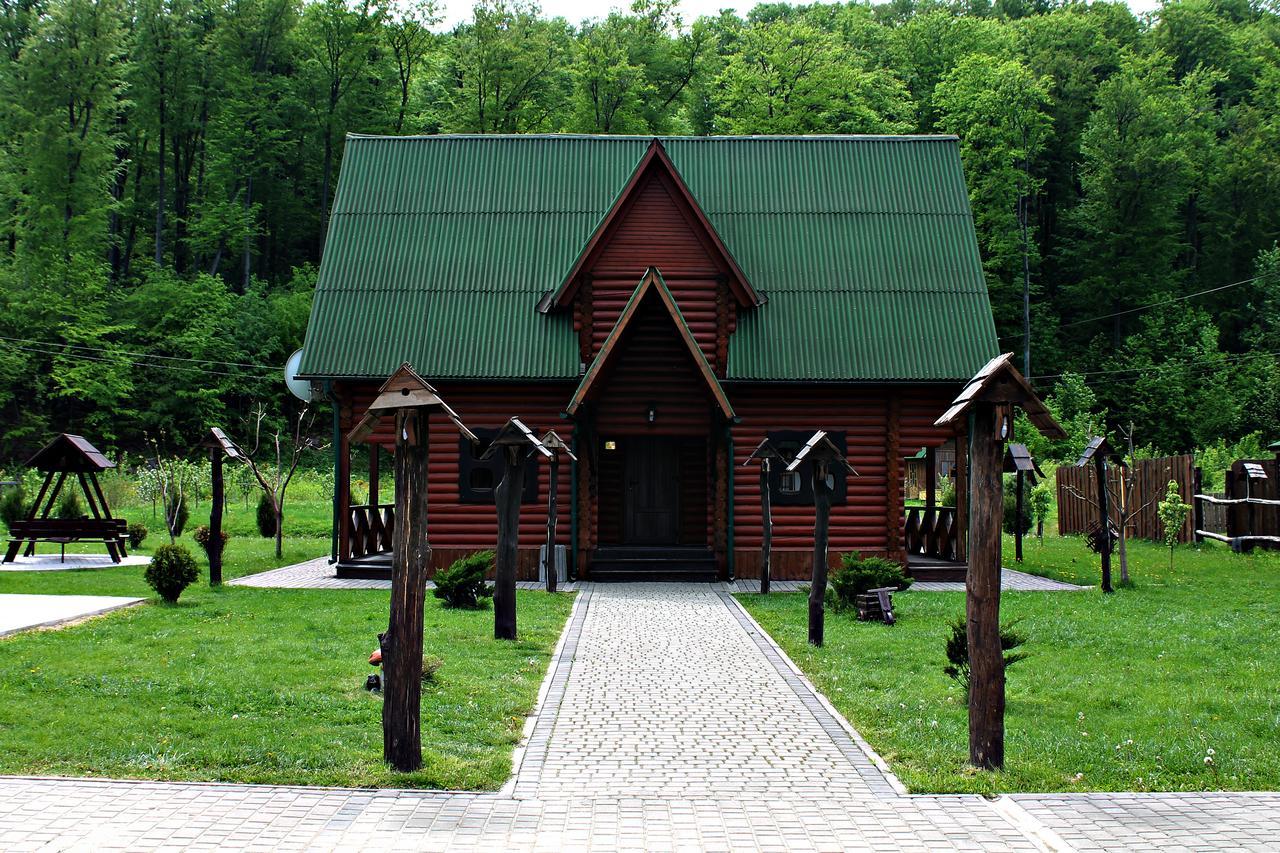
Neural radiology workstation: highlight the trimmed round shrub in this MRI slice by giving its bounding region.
[145,544,200,603]
[165,494,190,537]
[55,490,84,520]
[193,524,229,561]
[432,550,494,609]
[256,493,277,538]
[127,522,148,549]
[827,555,912,612]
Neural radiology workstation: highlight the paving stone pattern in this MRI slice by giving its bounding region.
[0,582,1273,851]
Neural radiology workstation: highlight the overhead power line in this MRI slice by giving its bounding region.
[998,271,1277,342]
[1029,347,1280,384]
[0,339,279,381]
[0,334,280,372]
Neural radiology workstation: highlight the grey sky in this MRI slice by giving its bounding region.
[437,0,1163,28]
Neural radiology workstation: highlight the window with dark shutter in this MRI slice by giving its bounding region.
[458,429,538,504]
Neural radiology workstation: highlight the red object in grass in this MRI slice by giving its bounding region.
[368,648,382,666]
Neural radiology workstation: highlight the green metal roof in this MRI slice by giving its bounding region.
[300,134,998,382]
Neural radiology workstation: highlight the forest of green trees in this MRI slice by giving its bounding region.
[0,0,1277,461]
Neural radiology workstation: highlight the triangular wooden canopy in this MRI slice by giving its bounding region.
[1004,443,1044,482]
[935,353,1066,439]
[537,139,763,314]
[203,427,246,461]
[480,417,553,460]
[348,363,477,444]
[785,430,858,475]
[566,268,736,420]
[1075,435,1125,468]
[742,437,785,467]
[540,429,578,462]
[26,434,114,473]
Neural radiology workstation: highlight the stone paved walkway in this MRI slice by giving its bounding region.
[0,582,1274,851]
[232,557,1083,593]
[0,552,149,572]
[0,593,143,637]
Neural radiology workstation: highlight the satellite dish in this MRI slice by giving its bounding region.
[284,349,312,402]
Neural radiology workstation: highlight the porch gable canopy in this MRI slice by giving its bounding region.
[567,268,735,420]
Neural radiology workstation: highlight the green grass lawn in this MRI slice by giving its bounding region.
[0,499,576,790]
[739,535,1280,795]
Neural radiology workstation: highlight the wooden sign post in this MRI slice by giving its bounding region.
[539,430,577,594]
[786,431,857,647]
[743,439,784,594]
[483,419,552,639]
[1004,443,1042,565]
[1076,436,1123,594]
[347,364,476,773]
[935,354,1065,771]
[203,427,245,586]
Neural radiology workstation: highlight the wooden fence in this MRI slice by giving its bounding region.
[1056,454,1196,544]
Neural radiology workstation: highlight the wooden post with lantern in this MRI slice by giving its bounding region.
[934,354,1065,770]
[785,431,857,647]
[743,438,784,595]
[483,419,552,638]
[539,430,577,593]
[347,363,476,773]
[1075,436,1123,594]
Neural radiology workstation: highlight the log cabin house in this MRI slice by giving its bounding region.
[298,134,997,582]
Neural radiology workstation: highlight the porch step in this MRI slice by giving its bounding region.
[336,553,392,580]
[907,556,967,583]
[589,546,718,582]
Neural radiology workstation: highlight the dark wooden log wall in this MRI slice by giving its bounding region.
[730,384,960,579]
[592,296,715,436]
[1226,458,1280,541]
[582,170,735,373]
[338,380,576,577]
[1056,454,1195,544]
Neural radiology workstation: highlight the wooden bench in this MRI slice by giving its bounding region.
[4,518,129,564]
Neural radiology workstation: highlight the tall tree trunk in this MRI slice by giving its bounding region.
[155,102,166,266]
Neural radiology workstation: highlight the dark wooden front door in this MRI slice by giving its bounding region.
[623,437,680,545]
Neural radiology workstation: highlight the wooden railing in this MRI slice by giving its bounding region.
[904,506,958,562]
[347,503,394,560]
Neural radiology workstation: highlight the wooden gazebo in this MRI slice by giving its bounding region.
[2,434,129,563]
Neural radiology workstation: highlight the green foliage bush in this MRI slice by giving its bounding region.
[939,479,956,508]
[0,487,27,527]
[165,494,190,537]
[127,522,148,549]
[432,551,494,609]
[1002,474,1032,535]
[943,618,1029,704]
[193,524,229,561]
[827,555,912,612]
[55,490,84,520]
[145,544,200,603]
[256,493,277,538]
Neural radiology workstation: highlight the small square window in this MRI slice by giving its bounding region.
[779,470,801,494]
[468,467,494,492]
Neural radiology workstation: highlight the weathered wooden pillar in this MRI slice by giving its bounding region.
[760,458,772,595]
[494,446,526,640]
[209,447,224,585]
[1014,469,1024,563]
[955,436,969,563]
[886,395,903,563]
[384,407,430,772]
[809,458,832,647]
[967,404,1005,770]
[545,452,559,593]
[925,446,937,510]
[337,403,353,564]
[1095,455,1113,593]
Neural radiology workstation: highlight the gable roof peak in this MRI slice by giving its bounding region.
[537,140,763,314]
